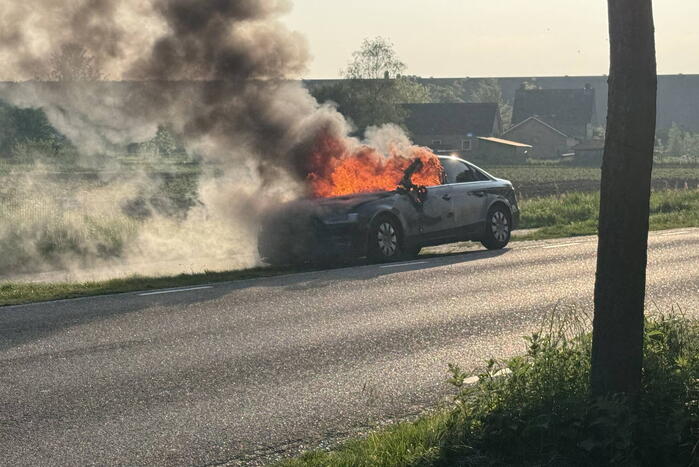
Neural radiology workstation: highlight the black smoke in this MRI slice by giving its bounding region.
[0,0,355,277]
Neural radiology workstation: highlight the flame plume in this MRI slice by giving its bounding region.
[306,134,443,198]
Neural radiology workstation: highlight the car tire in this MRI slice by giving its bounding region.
[367,215,403,263]
[481,204,512,250]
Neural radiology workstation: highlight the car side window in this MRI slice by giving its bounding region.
[467,165,490,181]
[442,159,477,184]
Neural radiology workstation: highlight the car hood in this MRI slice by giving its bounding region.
[264,190,395,225]
[311,191,394,210]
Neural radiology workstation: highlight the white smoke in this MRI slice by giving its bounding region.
[0,0,417,281]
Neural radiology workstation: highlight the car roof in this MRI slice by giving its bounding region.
[437,154,470,163]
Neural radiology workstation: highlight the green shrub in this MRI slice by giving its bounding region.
[284,313,698,466]
[442,313,699,466]
[0,200,139,273]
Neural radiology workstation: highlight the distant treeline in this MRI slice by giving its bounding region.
[3,74,699,163]
[0,99,185,163]
[307,74,699,132]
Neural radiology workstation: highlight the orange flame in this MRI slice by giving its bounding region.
[306,134,443,198]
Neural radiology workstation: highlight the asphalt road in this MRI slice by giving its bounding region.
[2,229,698,466]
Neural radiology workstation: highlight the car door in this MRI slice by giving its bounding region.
[441,159,490,234]
[418,184,456,239]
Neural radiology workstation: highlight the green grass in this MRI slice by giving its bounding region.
[0,167,202,274]
[281,312,699,466]
[517,189,699,240]
[482,165,699,198]
[0,266,300,307]
[4,189,698,306]
[485,165,699,185]
[282,411,453,467]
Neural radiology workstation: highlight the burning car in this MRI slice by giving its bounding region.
[258,155,519,264]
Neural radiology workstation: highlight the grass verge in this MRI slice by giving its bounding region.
[0,266,300,307]
[281,312,699,466]
[517,189,699,240]
[3,189,698,306]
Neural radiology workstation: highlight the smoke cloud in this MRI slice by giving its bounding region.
[0,0,424,280]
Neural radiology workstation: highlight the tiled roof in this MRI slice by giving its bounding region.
[512,87,596,127]
[504,116,570,138]
[402,103,499,136]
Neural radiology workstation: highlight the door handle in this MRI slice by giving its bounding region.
[472,191,486,197]
[442,194,451,201]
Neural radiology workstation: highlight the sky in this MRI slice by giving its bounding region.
[284,0,699,79]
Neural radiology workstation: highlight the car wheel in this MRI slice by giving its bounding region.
[481,205,511,250]
[368,216,403,262]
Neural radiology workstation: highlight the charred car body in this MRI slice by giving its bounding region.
[258,156,519,264]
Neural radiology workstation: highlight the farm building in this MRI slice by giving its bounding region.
[475,137,532,165]
[502,116,578,159]
[511,84,596,139]
[402,102,502,155]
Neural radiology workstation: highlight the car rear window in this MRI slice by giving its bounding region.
[467,164,491,181]
[441,159,488,183]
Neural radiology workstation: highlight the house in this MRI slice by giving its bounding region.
[502,116,578,159]
[511,84,596,139]
[402,103,502,154]
[476,137,532,164]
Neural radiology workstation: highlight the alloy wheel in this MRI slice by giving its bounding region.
[377,222,398,256]
[491,210,509,242]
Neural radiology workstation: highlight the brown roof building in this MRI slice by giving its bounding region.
[511,85,596,139]
[476,137,532,164]
[402,102,502,153]
[503,116,579,159]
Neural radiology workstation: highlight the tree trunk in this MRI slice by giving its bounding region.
[590,0,657,396]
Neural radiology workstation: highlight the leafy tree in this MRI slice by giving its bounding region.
[395,76,430,104]
[311,37,429,132]
[11,136,77,166]
[469,78,502,103]
[591,0,657,396]
[468,78,512,129]
[0,101,63,158]
[151,126,181,156]
[343,37,405,80]
[662,123,699,162]
[425,80,466,103]
[666,123,685,156]
[47,44,104,81]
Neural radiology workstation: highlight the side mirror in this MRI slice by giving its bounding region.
[417,186,428,202]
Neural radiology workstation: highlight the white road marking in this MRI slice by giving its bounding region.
[542,242,582,249]
[138,286,213,296]
[379,261,428,269]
